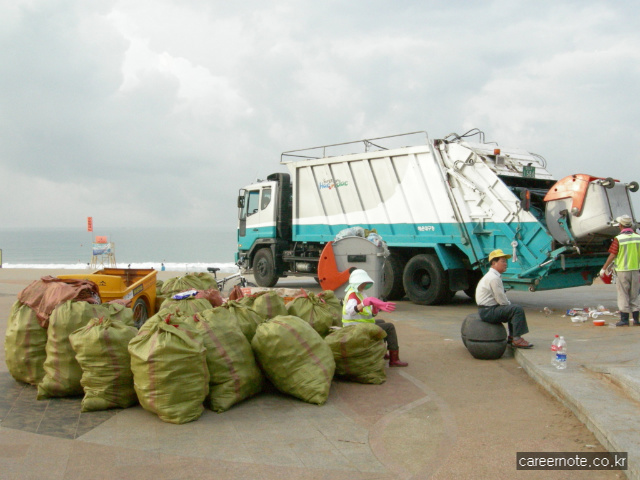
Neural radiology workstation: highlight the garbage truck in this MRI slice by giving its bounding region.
[235,130,638,305]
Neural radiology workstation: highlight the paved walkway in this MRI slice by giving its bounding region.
[0,271,637,479]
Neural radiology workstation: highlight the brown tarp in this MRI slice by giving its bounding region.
[18,276,101,328]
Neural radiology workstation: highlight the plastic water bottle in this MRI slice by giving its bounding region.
[555,336,567,370]
[551,335,560,367]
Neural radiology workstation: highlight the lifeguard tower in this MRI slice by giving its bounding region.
[90,236,116,268]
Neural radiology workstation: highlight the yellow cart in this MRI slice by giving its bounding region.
[58,268,157,328]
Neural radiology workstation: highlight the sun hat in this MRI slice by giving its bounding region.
[349,269,374,289]
[488,249,512,262]
[616,215,633,227]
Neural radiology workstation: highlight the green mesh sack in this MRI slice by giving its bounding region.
[4,301,47,385]
[222,300,266,342]
[159,297,212,316]
[160,272,218,297]
[240,291,288,319]
[251,315,335,405]
[102,302,135,327]
[37,301,119,399]
[190,272,218,290]
[128,319,209,424]
[184,308,263,412]
[325,324,387,385]
[316,291,343,327]
[286,291,342,337]
[69,318,138,412]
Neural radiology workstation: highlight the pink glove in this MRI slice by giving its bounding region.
[363,297,396,312]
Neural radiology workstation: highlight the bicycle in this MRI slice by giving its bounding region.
[207,266,257,295]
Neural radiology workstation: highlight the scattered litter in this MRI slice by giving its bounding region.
[562,305,616,324]
[542,307,553,316]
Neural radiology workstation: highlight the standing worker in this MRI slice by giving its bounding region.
[342,269,408,367]
[600,215,640,326]
[475,249,534,349]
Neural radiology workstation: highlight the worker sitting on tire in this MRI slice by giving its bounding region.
[475,249,534,349]
[342,269,408,367]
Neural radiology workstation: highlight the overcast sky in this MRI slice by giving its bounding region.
[1,0,639,231]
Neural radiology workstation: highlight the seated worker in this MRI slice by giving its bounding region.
[342,269,408,367]
[475,249,534,349]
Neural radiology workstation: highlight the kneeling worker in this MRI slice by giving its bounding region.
[475,249,534,349]
[342,269,408,366]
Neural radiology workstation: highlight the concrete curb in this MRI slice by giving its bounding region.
[516,349,640,479]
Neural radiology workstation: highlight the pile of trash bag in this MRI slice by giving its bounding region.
[3,273,391,426]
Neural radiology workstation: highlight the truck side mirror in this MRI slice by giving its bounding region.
[237,196,245,208]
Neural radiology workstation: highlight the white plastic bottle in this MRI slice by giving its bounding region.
[551,335,560,367]
[555,336,567,370]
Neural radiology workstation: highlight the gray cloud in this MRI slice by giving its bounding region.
[0,0,639,229]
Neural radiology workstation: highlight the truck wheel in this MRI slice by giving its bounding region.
[253,249,279,287]
[133,298,149,329]
[403,254,449,305]
[602,177,616,189]
[628,181,639,193]
[382,253,406,300]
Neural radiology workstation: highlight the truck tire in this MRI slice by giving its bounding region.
[381,253,406,300]
[133,297,149,329]
[253,248,279,287]
[403,254,449,305]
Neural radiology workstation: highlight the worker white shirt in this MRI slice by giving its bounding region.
[475,268,511,306]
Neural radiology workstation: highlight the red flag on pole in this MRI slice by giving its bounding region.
[87,217,93,232]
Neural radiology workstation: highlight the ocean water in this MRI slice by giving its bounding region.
[0,226,239,273]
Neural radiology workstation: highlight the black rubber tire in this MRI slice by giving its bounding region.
[402,254,449,305]
[253,248,279,287]
[602,177,616,189]
[381,253,406,300]
[460,313,507,360]
[132,297,149,329]
[465,339,508,360]
[464,269,483,300]
[628,181,639,193]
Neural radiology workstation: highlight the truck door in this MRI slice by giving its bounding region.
[237,185,276,253]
